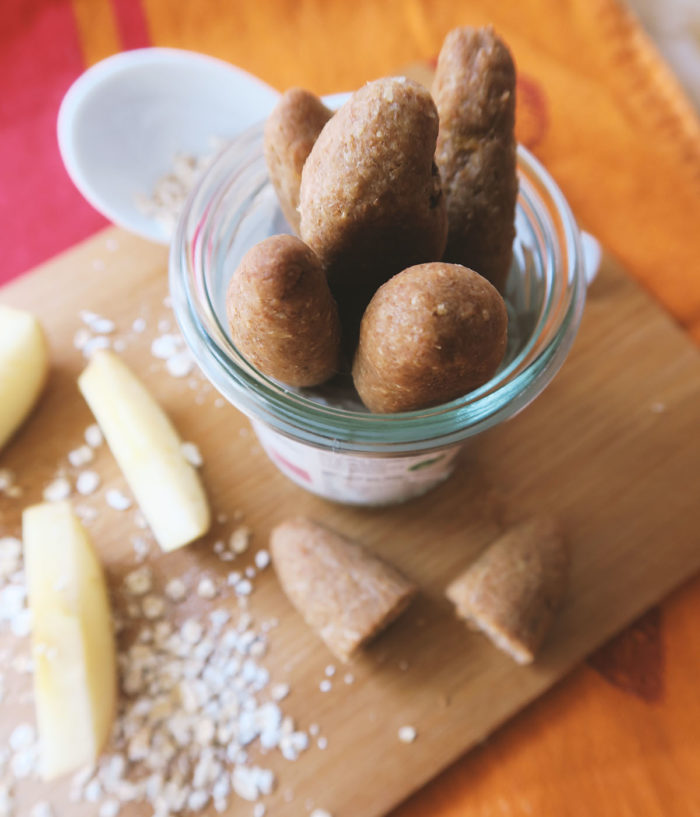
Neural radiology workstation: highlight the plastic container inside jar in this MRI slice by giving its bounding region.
[170,123,586,506]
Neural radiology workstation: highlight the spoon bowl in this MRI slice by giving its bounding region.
[57,48,280,244]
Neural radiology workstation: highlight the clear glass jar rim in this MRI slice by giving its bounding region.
[170,132,586,454]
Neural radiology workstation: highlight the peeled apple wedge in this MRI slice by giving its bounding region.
[78,349,210,550]
[23,501,117,780]
[0,304,49,450]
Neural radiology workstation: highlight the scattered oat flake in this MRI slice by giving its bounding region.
[85,424,103,447]
[230,527,251,555]
[235,579,253,597]
[106,489,132,511]
[270,682,290,702]
[254,550,270,570]
[82,335,112,358]
[9,723,35,750]
[76,470,100,496]
[166,350,194,378]
[43,477,71,502]
[98,799,120,817]
[30,802,54,817]
[398,725,417,743]
[181,442,203,467]
[164,577,187,602]
[80,310,115,334]
[141,595,165,619]
[68,444,94,467]
[124,567,152,596]
[197,577,217,599]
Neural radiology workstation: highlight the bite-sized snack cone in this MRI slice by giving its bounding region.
[353,262,507,413]
[264,89,333,234]
[270,517,417,660]
[433,26,518,293]
[446,517,569,664]
[299,77,447,346]
[226,234,341,387]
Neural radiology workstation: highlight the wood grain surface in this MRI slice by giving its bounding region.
[1,226,699,816]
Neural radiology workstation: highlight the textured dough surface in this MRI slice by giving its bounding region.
[299,77,447,344]
[270,517,416,660]
[226,235,341,387]
[433,26,518,292]
[264,89,332,234]
[352,262,508,413]
[446,516,569,664]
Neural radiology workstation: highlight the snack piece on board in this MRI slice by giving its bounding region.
[226,234,341,387]
[264,88,333,234]
[352,262,507,413]
[433,26,518,292]
[446,516,569,664]
[270,517,417,660]
[299,77,447,344]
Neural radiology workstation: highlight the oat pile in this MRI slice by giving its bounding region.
[0,275,342,817]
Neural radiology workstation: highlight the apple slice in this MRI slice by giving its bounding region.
[0,304,49,450]
[78,349,210,550]
[23,501,117,780]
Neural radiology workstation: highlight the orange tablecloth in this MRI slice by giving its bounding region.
[2,0,699,814]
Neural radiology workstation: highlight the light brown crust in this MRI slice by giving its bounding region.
[433,26,518,292]
[263,89,333,234]
[299,77,447,345]
[352,262,508,413]
[270,517,417,661]
[226,234,341,387]
[446,517,569,664]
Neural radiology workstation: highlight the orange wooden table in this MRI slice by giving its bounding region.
[3,0,700,814]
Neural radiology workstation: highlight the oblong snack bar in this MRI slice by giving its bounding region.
[263,89,333,235]
[433,26,518,293]
[352,262,508,413]
[299,77,447,345]
[446,516,569,664]
[270,517,417,660]
[226,234,341,388]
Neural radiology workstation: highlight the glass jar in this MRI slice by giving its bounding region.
[170,123,586,505]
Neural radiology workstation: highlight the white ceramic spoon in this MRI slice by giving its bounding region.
[57,48,281,244]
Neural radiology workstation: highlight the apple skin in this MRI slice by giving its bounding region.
[23,500,117,780]
[78,349,211,550]
[0,304,49,451]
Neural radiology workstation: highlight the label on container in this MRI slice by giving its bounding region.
[252,420,461,506]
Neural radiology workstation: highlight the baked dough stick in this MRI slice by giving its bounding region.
[300,77,447,347]
[264,89,332,234]
[446,517,569,664]
[433,26,518,293]
[270,517,416,660]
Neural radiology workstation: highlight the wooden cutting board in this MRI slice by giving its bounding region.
[1,227,699,817]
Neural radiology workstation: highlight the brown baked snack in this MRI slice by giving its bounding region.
[433,26,518,293]
[352,262,508,413]
[446,517,569,664]
[299,77,447,345]
[270,517,416,661]
[226,234,341,387]
[263,89,333,234]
